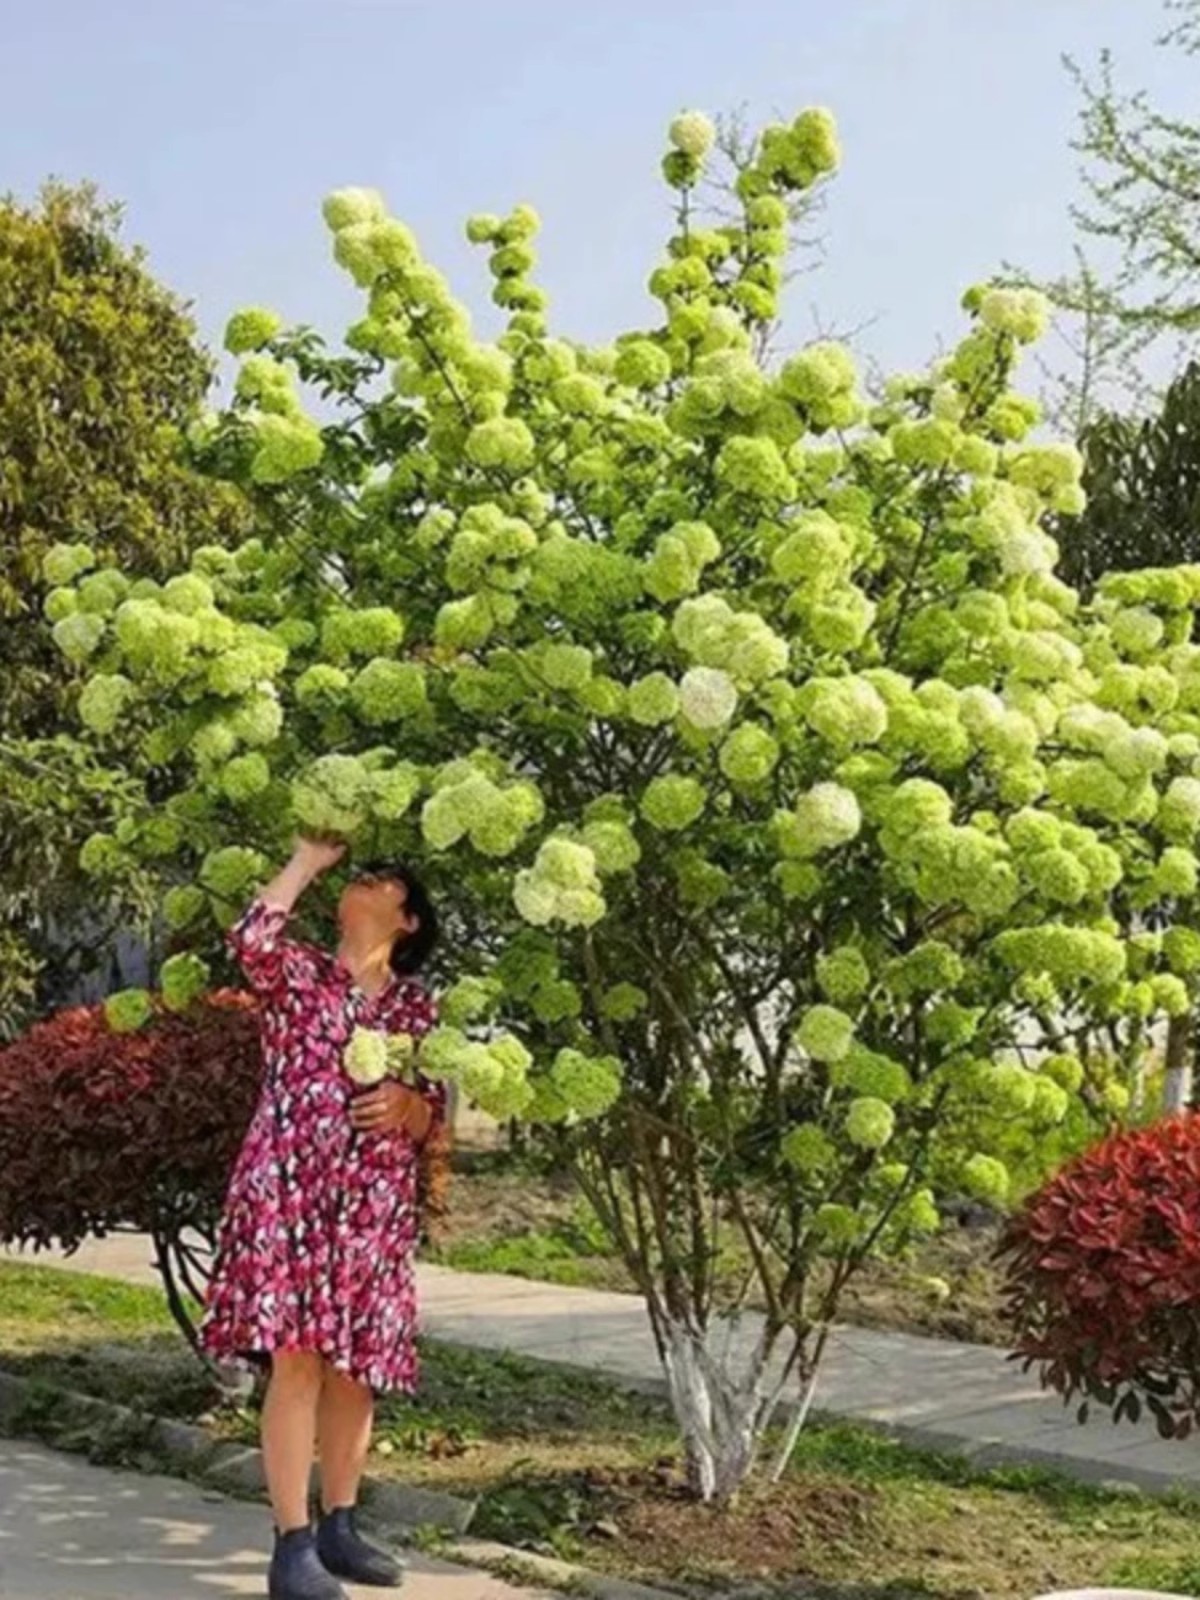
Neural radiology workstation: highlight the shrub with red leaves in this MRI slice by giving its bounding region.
[999,1114,1200,1440]
[0,990,452,1353]
[0,991,261,1345]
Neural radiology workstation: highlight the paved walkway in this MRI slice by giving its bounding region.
[0,1436,546,1600]
[4,1234,1200,1496]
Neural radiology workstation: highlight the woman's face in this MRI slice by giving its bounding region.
[338,872,416,946]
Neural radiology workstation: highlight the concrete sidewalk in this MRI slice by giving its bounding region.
[4,1234,1200,1496]
[0,1436,545,1600]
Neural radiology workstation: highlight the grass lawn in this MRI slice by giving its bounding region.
[2,1260,1199,1599]
[432,1156,1011,1347]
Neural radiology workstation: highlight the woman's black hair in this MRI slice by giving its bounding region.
[355,861,440,975]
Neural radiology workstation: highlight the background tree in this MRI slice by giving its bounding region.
[45,109,1200,1502]
[1033,0,1200,429]
[1057,361,1200,592]
[0,182,248,1030]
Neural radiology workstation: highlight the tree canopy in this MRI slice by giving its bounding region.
[0,182,248,1029]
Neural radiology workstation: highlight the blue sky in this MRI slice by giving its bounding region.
[5,1,1192,383]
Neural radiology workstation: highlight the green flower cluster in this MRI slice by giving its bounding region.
[422,763,543,858]
[160,953,209,1013]
[224,306,283,355]
[513,837,605,928]
[344,1026,391,1086]
[419,1026,534,1120]
[550,1048,624,1118]
[104,989,153,1033]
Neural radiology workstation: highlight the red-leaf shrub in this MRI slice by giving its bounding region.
[0,991,452,1352]
[0,990,260,1248]
[999,1114,1200,1439]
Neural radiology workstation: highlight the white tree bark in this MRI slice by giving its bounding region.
[1164,1013,1194,1114]
[657,1312,796,1502]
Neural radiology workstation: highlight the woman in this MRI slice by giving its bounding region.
[200,837,442,1600]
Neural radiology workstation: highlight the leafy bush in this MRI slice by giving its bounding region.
[0,991,451,1351]
[1000,1114,1200,1439]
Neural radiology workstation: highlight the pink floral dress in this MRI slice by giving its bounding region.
[199,899,442,1394]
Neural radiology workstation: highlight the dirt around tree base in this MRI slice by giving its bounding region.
[465,1443,1198,1600]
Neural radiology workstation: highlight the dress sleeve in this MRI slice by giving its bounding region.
[226,899,312,999]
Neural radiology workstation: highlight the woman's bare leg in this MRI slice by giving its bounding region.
[316,1362,374,1511]
[261,1351,323,1531]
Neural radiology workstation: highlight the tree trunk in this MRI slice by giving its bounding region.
[1164,1011,1194,1113]
[656,1312,795,1503]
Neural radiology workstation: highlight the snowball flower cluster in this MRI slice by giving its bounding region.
[351,658,428,725]
[42,542,96,587]
[551,1048,624,1119]
[779,341,860,429]
[644,521,720,602]
[224,306,283,354]
[422,765,543,858]
[719,723,779,788]
[199,846,268,903]
[673,595,788,684]
[961,1153,1010,1205]
[344,1026,391,1086]
[159,953,210,1012]
[977,287,1050,344]
[418,1026,533,1120]
[513,837,605,928]
[640,774,706,832]
[679,666,738,729]
[104,989,153,1033]
[668,110,716,159]
[629,672,681,726]
[79,674,135,736]
[795,1004,855,1063]
[776,783,861,858]
[781,1123,836,1174]
[845,1097,895,1150]
[293,754,372,837]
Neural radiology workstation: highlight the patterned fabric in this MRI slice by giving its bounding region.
[199,898,441,1394]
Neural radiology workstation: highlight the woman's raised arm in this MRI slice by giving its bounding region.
[259,836,347,914]
[228,837,346,995]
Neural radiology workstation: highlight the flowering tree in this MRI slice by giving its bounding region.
[45,106,1200,1500]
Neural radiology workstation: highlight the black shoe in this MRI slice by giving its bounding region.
[268,1526,347,1600]
[317,1505,405,1588]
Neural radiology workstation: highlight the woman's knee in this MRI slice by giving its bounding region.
[270,1350,324,1393]
[320,1359,372,1398]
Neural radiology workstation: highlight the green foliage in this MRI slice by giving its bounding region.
[1057,361,1200,590]
[0,183,249,1029]
[0,182,247,732]
[45,105,1200,1492]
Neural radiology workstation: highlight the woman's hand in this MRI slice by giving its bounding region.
[350,1081,433,1142]
[294,836,347,877]
[256,837,347,917]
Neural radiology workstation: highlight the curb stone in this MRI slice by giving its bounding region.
[451,1538,684,1600]
[0,1367,476,1533]
[874,1417,1188,1497]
